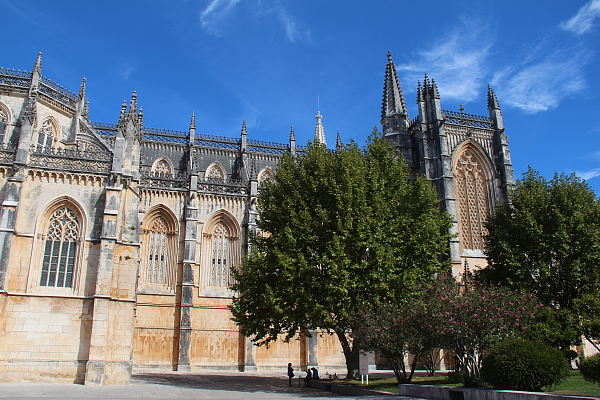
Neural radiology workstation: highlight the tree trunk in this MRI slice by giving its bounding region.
[335,329,360,379]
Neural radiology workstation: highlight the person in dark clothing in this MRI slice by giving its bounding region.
[310,367,319,380]
[287,363,294,386]
[303,368,312,386]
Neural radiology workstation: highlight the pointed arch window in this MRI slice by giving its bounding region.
[210,222,229,286]
[258,169,274,186]
[39,206,80,288]
[153,159,172,176]
[146,218,169,284]
[454,148,490,251]
[0,107,8,144]
[140,208,177,292]
[207,164,225,181]
[37,119,55,150]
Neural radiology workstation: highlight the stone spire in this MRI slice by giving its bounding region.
[289,125,296,156]
[78,76,87,99]
[32,50,42,76]
[314,110,326,145]
[487,84,500,110]
[189,113,196,146]
[241,119,247,152]
[381,51,408,121]
[336,132,342,152]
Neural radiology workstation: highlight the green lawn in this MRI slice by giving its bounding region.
[343,370,600,397]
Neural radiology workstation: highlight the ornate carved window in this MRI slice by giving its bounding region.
[39,206,80,288]
[140,208,177,292]
[37,119,55,149]
[210,222,230,286]
[258,169,274,185]
[207,164,225,181]
[454,149,490,251]
[0,108,8,143]
[153,159,172,175]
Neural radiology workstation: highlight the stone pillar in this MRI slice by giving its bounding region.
[244,337,257,371]
[177,184,198,371]
[85,185,122,385]
[308,330,319,367]
[0,173,24,289]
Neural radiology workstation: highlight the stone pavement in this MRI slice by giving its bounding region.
[0,371,429,400]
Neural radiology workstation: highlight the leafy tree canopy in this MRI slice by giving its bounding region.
[479,167,600,308]
[230,131,452,377]
[478,167,600,348]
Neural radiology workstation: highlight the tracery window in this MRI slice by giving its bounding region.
[153,159,172,175]
[258,169,274,185]
[454,149,490,251]
[210,222,229,286]
[37,119,55,149]
[146,218,169,284]
[0,108,8,143]
[207,164,225,181]
[140,208,177,291]
[39,206,79,288]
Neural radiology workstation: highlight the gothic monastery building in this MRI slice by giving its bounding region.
[0,52,513,384]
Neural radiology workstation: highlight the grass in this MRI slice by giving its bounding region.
[342,370,600,397]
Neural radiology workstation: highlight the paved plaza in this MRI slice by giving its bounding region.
[0,371,427,400]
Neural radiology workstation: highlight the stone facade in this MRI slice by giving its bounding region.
[381,51,514,276]
[0,51,515,384]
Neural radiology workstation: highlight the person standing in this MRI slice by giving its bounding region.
[287,363,294,386]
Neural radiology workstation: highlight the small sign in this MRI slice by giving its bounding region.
[359,351,369,376]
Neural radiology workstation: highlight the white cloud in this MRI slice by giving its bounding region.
[272,1,311,43]
[492,51,587,113]
[560,0,600,35]
[200,0,242,37]
[575,168,600,181]
[199,0,310,42]
[395,18,493,102]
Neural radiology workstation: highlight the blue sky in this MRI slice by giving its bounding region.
[1,0,599,193]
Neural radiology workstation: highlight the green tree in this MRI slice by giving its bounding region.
[230,131,452,378]
[478,167,600,349]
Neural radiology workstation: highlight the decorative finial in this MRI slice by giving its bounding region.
[431,79,440,98]
[138,106,144,125]
[289,125,295,141]
[119,100,127,123]
[32,50,43,75]
[487,84,501,110]
[190,112,196,129]
[129,91,137,116]
[387,50,393,62]
[459,104,465,114]
[78,76,87,98]
[241,119,247,135]
[336,131,342,151]
[314,109,326,145]
[417,81,424,103]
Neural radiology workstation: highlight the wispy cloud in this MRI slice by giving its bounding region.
[575,168,600,181]
[492,50,587,113]
[271,1,311,43]
[199,0,310,42]
[395,18,493,102]
[560,0,600,35]
[119,62,136,81]
[200,0,242,37]
[394,14,590,114]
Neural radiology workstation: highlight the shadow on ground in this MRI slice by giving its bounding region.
[131,373,325,397]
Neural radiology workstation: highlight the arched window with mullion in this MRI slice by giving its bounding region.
[40,206,79,288]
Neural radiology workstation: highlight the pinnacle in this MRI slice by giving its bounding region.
[190,113,196,129]
[381,51,408,120]
[487,84,500,110]
[32,50,42,75]
[289,125,295,141]
[241,119,247,135]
